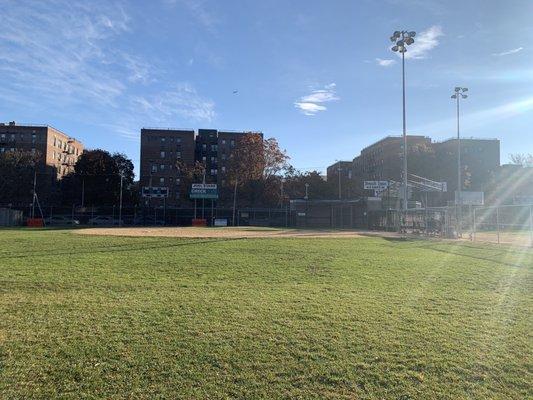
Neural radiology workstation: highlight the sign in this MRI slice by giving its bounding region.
[364,181,389,190]
[142,186,169,198]
[214,218,228,227]
[190,183,218,199]
[456,191,484,206]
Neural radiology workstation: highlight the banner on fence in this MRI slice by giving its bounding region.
[190,183,218,199]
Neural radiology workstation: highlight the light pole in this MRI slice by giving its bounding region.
[451,86,468,235]
[337,163,342,200]
[390,30,416,210]
[118,172,124,227]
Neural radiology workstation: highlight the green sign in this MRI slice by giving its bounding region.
[190,183,218,199]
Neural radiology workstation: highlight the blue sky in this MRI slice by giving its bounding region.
[1,0,532,176]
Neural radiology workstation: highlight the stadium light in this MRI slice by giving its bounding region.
[451,86,468,236]
[390,30,416,210]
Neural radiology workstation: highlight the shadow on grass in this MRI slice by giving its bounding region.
[0,237,245,260]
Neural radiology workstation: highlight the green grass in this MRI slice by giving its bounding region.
[0,229,531,399]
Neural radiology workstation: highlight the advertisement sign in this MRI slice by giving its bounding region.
[214,218,228,227]
[190,183,219,199]
[364,181,389,190]
[142,187,169,198]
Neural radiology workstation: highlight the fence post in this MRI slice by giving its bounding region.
[473,207,476,243]
[529,206,533,247]
[496,206,500,244]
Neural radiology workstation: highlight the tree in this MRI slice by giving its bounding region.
[226,133,290,212]
[283,169,332,200]
[510,153,533,167]
[62,149,135,206]
[175,160,206,205]
[0,150,41,206]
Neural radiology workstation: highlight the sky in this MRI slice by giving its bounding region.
[1,0,532,177]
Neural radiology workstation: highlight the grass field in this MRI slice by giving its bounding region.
[0,228,531,399]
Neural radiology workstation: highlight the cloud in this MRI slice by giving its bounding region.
[376,58,396,67]
[294,83,339,116]
[132,84,216,123]
[492,47,523,57]
[0,0,132,106]
[165,0,218,32]
[398,25,443,60]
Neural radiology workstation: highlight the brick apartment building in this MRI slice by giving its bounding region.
[326,161,354,199]
[0,122,84,179]
[327,135,500,203]
[140,128,261,206]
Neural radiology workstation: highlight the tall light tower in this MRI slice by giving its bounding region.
[451,86,468,235]
[390,30,416,210]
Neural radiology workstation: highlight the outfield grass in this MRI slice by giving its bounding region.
[0,229,531,399]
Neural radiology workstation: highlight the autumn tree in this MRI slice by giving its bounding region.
[225,133,290,218]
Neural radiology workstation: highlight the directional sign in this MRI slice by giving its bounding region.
[190,183,218,199]
[364,181,389,190]
[142,186,169,198]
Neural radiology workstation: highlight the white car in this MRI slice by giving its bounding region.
[87,216,123,226]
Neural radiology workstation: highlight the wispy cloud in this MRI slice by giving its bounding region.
[294,83,339,116]
[0,0,216,140]
[165,0,219,32]
[492,47,523,57]
[398,25,443,60]
[0,0,132,106]
[376,58,396,67]
[132,83,216,123]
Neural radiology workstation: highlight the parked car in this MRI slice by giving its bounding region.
[45,215,80,226]
[133,215,165,226]
[87,216,123,226]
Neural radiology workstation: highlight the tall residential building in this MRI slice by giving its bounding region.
[140,128,261,206]
[328,135,500,202]
[0,121,84,179]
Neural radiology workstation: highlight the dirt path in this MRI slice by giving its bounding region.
[75,226,402,239]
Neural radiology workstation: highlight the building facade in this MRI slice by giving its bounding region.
[140,128,261,206]
[0,122,84,179]
[327,135,500,204]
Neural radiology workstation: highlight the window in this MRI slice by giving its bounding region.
[176,138,181,143]
[176,151,181,159]
[221,154,226,160]
[202,156,206,162]
[31,134,36,143]
[211,156,217,163]
[221,139,226,145]
[0,134,5,141]
[230,139,235,147]
[151,165,157,173]
[159,177,165,185]
[221,166,226,173]
[160,164,165,171]
[160,151,165,158]
[202,144,207,151]
[211,144,218,152]
[176,178,181,184]
[211,169,218,175]
[161,137,166,142]
[10,134,15,141]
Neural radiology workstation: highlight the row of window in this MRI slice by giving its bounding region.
[0,132,38,143]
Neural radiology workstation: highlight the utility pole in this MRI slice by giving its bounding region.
[118,172,124,227]
[338,164,342,200]
[31,170,37,218]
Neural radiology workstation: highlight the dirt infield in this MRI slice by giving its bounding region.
[75,226,400,239]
